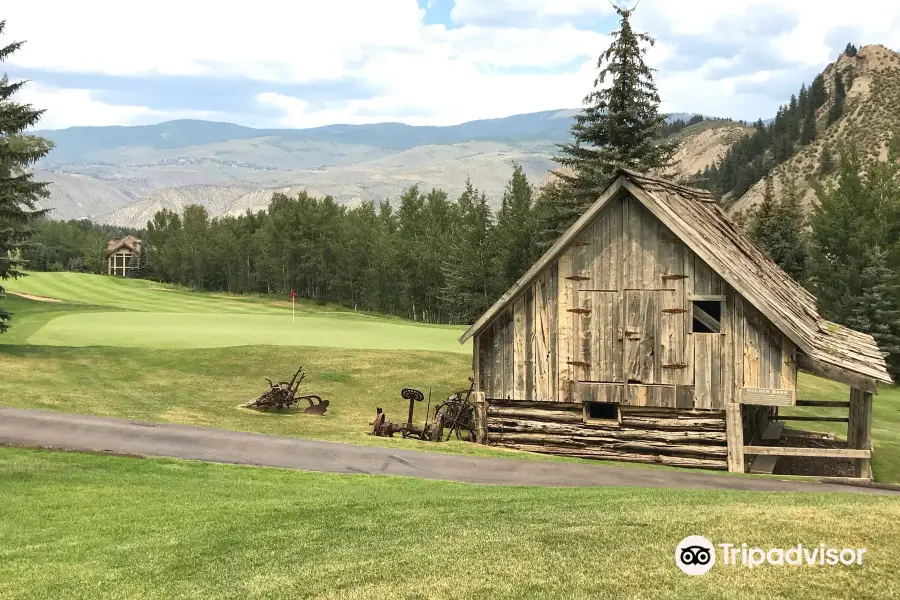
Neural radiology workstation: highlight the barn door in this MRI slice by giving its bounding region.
[573,290,622,382]
[624,290,663,384]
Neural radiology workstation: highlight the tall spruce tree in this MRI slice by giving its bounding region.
[748,173,806,281]
[827,72,846,125]
[441,180,495,323]
[540,4,674,248]
[808,147,866,320]
[0,22,54,333]
[493,163,537,294]
[846,245,900,378]
[807,147,900,375]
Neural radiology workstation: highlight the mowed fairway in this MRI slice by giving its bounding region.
[1,448,899,600]
[4,272,467,352]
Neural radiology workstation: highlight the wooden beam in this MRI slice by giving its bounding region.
[796,354,878,393]
[725,403,744,473]
[848,387,873,479]
[773,415,849,423]
[692,304,721,333]
[743,446,871,459]
[689,294,727,302]
[796,399,850,408]
[473,392,487,444]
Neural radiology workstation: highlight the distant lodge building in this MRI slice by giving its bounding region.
[106,236,142,277]
[462,169,891,478]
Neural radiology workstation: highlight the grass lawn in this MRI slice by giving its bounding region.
[2,273,900,479]
[3,273,467,352]
[2,448,899,600]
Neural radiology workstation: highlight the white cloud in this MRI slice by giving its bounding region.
[5,0,900,129]
[450,0,615,26]
[18,83,219,130]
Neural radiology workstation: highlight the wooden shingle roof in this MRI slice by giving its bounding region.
[460,169,891,390]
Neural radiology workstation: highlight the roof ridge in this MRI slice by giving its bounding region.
[619,168,715,202]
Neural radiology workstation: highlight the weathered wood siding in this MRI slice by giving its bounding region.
[475,192,797,408]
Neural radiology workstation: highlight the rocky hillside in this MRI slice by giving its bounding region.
[669,120,752,177]
[729,44,900,218]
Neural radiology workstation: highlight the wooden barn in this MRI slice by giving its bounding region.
[460,169,892,478]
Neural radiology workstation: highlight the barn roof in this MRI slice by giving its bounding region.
[459,169,892,390]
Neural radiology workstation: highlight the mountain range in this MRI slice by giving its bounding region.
[30,43,900,228]
[32,110,719,228]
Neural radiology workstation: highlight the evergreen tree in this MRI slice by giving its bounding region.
[747,174,806,281]
[493,164,537,294]
[808,147,866,320]
[827,72,846,125]
[441,180,495,323]
[0,22,54,333]
[787,94,800,141]
[819,144,836,174]
[846,245,900,378]
[845,43,859,57]
[889,134,900,163]
[800,102,817,146]
[544,5,674,247]
[769,173,807,281]
[809,74,828,111]
[749,176,776,249]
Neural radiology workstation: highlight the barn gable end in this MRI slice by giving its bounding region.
[474,189,795,412]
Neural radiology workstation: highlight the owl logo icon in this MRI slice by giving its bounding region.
[675,536,716,575]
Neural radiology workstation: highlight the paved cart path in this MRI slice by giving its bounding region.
[1,407,896,495]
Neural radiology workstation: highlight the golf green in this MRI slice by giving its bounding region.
[4,272,467,352]
[28,311,468,352]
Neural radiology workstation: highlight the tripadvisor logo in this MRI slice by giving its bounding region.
[676,536,716,575]
[675,536,867,575]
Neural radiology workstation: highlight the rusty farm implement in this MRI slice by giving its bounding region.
[243,365,330,415]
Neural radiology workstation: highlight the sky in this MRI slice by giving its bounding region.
[4,0,900,131]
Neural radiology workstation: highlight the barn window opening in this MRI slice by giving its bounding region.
[692,299,723,333]
[586,402,619,421]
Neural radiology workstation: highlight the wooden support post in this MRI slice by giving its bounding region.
[473,392,488,444]
[725,403,744,473]
[848,387,873,479]
[473,336,481,394]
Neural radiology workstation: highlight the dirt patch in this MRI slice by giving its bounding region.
[770,428,857,478]
[6,291,64,303]
[150,287,177,292]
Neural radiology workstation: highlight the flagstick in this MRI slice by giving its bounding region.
[292,295,295,325]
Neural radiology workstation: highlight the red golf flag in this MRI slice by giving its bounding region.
[291,290,296,299]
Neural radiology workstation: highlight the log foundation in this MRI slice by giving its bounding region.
[484,400,728,470]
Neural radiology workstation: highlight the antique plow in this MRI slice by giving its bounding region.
[370,380,476,442]
[243,365,330,414]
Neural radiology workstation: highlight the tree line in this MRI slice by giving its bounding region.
[22,166,541,325]
[749,145,900,378]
